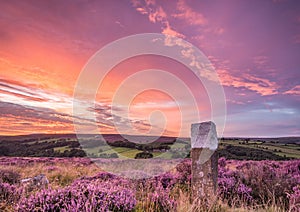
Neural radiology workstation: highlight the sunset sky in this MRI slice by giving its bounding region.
[0,0,299,137]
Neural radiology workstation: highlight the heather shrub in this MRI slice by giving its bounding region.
[288,185,300,211]
[175,159,191,191]
[0,182,21,204]
[134,172,178,211]
[18,179,136,212]
[0,169,21,185]
[218,158,300,209]
[146,187,177,212]
[237,160,300,209]
[218,160,253,206]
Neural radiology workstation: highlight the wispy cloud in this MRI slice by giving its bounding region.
[218,69,279,96]
[0,101,73,135]
[131,0,166,23]
[284,85,300,95]
[0,79,48,102]
[162,22,185,38]
[91,102,175,136]
[0,77,175,135]
[0,78,73,113]
[0,101,73,125]
[172,0,207,26]
[131,0,184,38]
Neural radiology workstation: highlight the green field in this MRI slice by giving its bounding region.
[220,139,300,159]
[0,134,299,159]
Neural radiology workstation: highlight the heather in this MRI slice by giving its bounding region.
[0,157,299,211]
[18,177,136,211]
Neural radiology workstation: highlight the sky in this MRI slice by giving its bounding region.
[0,0,299,137]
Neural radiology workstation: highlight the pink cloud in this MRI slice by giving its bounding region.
[149,6,167,23]
[162,23,185,38]
[132,0,184,38]
[173,0,207,26]
[135,7,148,14]
[218,69,279,96]
[284,85,300,95]
[132,0,166,24]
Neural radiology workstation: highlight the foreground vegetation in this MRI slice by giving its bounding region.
[0,157,299,211]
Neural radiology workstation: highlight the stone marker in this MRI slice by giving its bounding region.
[191,121,218,204]
[21,174,49,191]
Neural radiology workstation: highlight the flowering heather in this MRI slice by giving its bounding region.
[18,178,136,212]
[218,158,300,209]
[0,182,21,204]
[0,157,299,211]
[288,186,300,211]
[135,172,178,211]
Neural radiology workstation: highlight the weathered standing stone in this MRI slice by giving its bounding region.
[191,121,218,204]
[21,174,49,192]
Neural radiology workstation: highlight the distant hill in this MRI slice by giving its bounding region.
[223,137,300,145]
[0,134,299,160]
[0,133,189,143]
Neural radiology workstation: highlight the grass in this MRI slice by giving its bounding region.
[119,149,143,158]
[53,146,70,153]
[0,159,101,188]
[84,146,143,158]
[84,146,179,159]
